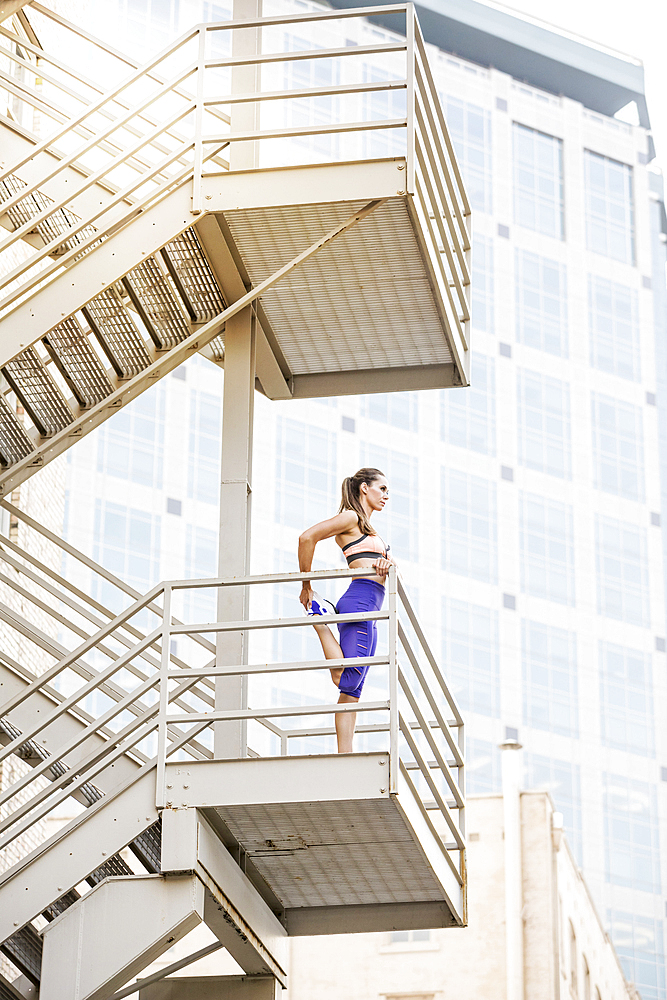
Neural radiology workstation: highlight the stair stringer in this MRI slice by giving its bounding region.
[0,767,158,947]
[0,119,130,249]
[39,874,204,1000]
[0,181,194,367]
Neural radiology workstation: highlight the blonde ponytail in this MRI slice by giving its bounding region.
[338,467,384,535]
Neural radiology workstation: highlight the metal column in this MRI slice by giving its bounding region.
[213,0,261,758]
[215,309,256,758]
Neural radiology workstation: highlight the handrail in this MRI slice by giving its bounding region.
[0,560,464,880]
[0,1,470,346]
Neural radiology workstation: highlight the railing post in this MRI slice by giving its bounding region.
[192,25,206,214]
[156,584,171,809]
[405,3,416,196]
[388,564,399,794]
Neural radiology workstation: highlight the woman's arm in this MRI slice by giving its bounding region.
[298,511,357,608]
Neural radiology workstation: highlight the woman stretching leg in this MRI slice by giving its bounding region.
[298,468,394,753]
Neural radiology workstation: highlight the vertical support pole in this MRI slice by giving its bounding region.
[230,0,262,170]
[388,564,399,794]
[405,3,416,196]
[192,25,206,215]
[500,738,525,1000]
[214,308,256,758]
[156,585,171,809]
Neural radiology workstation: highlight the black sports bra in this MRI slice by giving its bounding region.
[342,533,389,566]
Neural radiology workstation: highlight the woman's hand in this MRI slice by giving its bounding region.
[300,584,315,610]
[373,556,394,580]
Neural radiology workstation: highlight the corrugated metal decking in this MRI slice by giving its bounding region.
[223,198,453,376]
[216,799,449,909]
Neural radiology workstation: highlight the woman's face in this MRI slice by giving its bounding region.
[362,476,389,512]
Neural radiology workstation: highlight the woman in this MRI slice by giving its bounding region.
[298,467,394,753]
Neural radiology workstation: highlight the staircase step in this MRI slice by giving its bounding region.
[2,347,74,437]
[42,317,114,408]
[82,286,152,379]
[0,394,34,466]
[0,173,98,257]
[162,228,226,323]
[123,257,190,350]
[0,924,41,986]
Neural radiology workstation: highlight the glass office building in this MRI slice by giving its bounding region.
[61,0,667,995]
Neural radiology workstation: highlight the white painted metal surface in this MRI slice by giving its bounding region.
[0,1,470,496]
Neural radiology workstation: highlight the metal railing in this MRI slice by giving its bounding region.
[0,3,470,344]
[0,506,464,886]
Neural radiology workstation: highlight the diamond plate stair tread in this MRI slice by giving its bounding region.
[216,799,447,909]
[223,199,452,376]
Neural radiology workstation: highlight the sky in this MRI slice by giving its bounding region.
[497,0,667,171]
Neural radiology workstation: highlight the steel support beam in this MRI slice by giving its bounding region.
[140,977,280,1000]
[0,2,31,23]
[215,306,255,758]
[161,809,288,984]
[40,875,204,1000]
[0,768,157,946]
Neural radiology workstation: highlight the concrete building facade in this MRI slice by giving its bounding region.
[288,786,640,1000]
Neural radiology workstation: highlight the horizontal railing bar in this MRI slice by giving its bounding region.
[0,646,149,765]
[202,117,406,144]
[168,566,381,588]
[398,666,464,808]
[397,578,463,726]
[0,140,196,307]
[399,761,463,884]
[164,701,389,725]
[203,79,407,107]
[169,609,388,635]
[399,713,464,850]
[397,623,464,768]
[0,502,216,656]
[204,41,406,70]
[168,655,389,677]
[200,4,409,32]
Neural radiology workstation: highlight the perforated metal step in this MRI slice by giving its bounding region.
[162,229,226,323]
[0,173,99,256]
[2,347,73,437]
[123,257,190,350]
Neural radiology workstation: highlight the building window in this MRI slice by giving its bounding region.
[596,516,649,627]
[187,390,221,506]
[444,599,500,717]
[604,775,661,894]
[591,394,644,501]
[359,445,418,563]
[467,738,501,794]
[442,352,496,455]
[522,620,578,736]
[443,96,492,213]
[92,501,161,612]
[97,387,165,489]
[589,276,640,381]
[599,642,654,757]
[524,754,582,864]
[515,250,568,356]
[183,525,218,624]
[360,392,418,431]
[570,924,578,997]
[472,236,494,332]
[442,471,498,584]
[519,494,575,606]
[388,930,431,944]
[517,369,571,479]
[513,123,564,239]
[585,150,634,264]
[275,418,337,532]
[607,911,666,1000]
[282,33,341,158]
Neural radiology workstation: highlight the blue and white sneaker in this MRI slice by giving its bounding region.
[306,592,337,617]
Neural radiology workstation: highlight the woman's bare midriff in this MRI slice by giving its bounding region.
[345,558,385,586]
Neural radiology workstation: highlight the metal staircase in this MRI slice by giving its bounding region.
[0,2,470,994]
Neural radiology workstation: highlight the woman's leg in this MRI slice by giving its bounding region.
[335,692,359,753]
[311,622,345,687]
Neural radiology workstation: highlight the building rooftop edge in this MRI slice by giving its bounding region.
[327,0,651,129]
